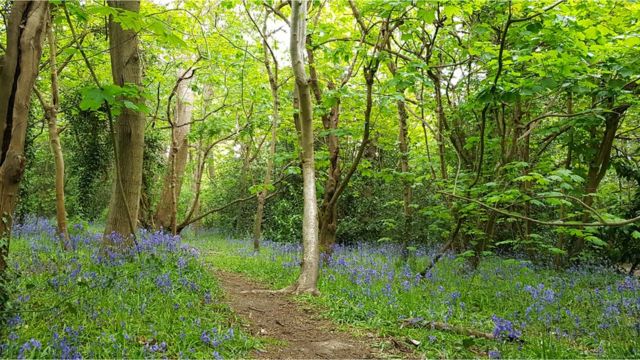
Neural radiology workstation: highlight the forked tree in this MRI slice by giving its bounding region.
[286,0,320,295]
[0,0,49,309]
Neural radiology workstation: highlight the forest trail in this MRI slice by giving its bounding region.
[213,270,403,359]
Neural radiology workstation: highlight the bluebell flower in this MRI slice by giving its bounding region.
[492,315,521,341]
[155,273,172,292]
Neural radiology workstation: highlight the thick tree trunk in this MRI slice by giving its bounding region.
[0,0,48,310]
[288,0,320,295]
[154,69,194,233]
[103,0,145,244]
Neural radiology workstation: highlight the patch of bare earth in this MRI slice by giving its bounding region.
[214,270,412,359]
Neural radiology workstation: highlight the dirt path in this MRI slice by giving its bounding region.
[214,270,402,359]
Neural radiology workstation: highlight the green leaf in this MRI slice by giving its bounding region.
[123,100,139,111]
[585,236,607,247]
[547,247,566,255]
[79,87,105,111]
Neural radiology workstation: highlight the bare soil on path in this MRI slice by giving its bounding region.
[214,270,410,359]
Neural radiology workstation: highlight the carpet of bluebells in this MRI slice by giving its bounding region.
[0,218,257,359]
[197,236,640,359]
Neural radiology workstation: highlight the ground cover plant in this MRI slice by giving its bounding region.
[1,0,640,358]
[194,235,640,359]
[0,218,257,359]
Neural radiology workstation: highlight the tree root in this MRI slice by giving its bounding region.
[238,283,320,296]
[238,288,289,295]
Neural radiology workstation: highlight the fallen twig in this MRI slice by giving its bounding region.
[400,318,495,340]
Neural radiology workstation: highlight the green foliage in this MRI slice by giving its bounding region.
[79,84,150,116]
[63,94,113,221]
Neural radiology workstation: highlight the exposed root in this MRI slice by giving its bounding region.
[239,288,289,294]
[238,282,320,296]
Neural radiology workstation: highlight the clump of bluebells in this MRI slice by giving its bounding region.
[201,237,640,359]
[0,217,257,358]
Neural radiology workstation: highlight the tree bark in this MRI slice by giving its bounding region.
[428,68,449,180]
[43,10,70,249]
[154,69,194,233]
[288,0,320,295]
[306,43,341,257]
[103,0,145,244]
[317,92,340,256]
[386,61,412,257]
[569,102,630,257]
[190,142,203,234]
[253,17,279,252]
[0,0,48,310]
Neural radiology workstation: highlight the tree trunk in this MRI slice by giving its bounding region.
[428,68,449,180]
[190,143,203,234]
[253,25,279,253]
[386,61,412,257]
[235,141,251,234]
[44,12,70,249]
[306,43,341,257]
[396,97,413,255]
[0,0,48,310]
[103,0,145,244]
[288,0,320,295]
[569,102,630,257]
[154,69,194,233]
[317,99,340,256]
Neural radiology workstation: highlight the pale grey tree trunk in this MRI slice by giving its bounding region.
[288,0,320,295]
[155,69,194,233]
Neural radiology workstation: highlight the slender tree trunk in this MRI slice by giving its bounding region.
[0,0,48,312]
[418,74,437,180]
[429,68,448,180]
[103,0,145,244]
[386,61,412,256]
[317,100,340,256]
[155,69,194,233]
[44,14,70,248]
[252,17,279,252]
[253,131,276,251]
[191,144,203,234]
[397,98,413,255]
[569,103,630,258]
[307,45,341,257]
[235,141,251,234]
[288,0,320,295]
[555,93,572,267]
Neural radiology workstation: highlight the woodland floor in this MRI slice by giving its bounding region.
[211,269,411,359]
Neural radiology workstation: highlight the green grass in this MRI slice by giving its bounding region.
[193,235,640,359]
[1,219,259,359]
